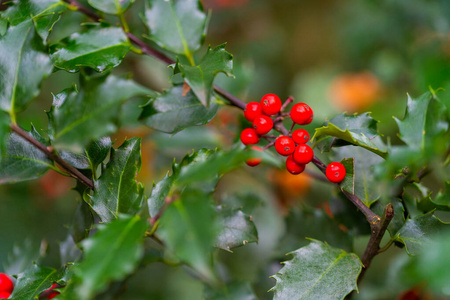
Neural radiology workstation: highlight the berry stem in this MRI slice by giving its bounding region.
[288,122,296,135]
[263,140,276,150]
[280,96,294,112]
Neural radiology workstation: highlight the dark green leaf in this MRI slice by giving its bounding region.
[0,111,9,155]
[48,75,152,150]
[158,189,219,280]
[9,263,61,300]
[139,85,218,134]
[271,240,362,300]
[0,21,52,114]
[50,26,131,72]
[394,211,450,255]
[3,239,41,275]
[204,281,257,300]
[88,0,135,15]
[144,0,207,57]
[73,215,148,299]
[431,181,450,209]
[177,44,233,106]
[0,126,52,184]
[71,200,94,243]
[58,137,112,171]
[90,138,144,222]
[312,112,387,158]
[215,206,258,252]
[394,92,448,150]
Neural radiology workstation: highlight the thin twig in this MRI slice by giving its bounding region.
[64,0,101,22]
[263,140,276,150]
[280,96,294,112]
[10,124,94,190]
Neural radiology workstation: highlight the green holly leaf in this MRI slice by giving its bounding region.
[59,137,112,172]
[430,181,450,209]
[88,0,135,15]
[312,112,387,158]
[143,0,207,59]
[70,200,94,243]
[271,240,362,300]
[158,189,219,280]
[394,211,450,256]
[0,0,66,41]
[0,21,52,115]
[0,126,52,184]
[177,44,233,107]
[9,263,62,300]
[215,206,258,252]
[50,26,131,72]
[139,85,218,134]
[0,111,9,155]
[89,138,144,222]
[394,92,448,150]
[204,281,257,300]
[48,74,153,151]
[3,239,41,276]
[73,215,148,299]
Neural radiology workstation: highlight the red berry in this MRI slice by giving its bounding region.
[240,128,259,145]
[326,162,346,183]
[292,129,309,144]
[253,115,273,135]
[0,291,11,299]
[293,144,314,164]
[286,155,305,175]
[244,102,262,122]
[260,93,282,115]
[0,273,13,294]
[275,136,295,156]
[246,146,263,167]
[303,113,313,125]
[290,103,313,124]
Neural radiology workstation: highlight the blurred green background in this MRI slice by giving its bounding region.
[1,0,449,299]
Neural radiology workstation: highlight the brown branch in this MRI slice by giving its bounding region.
[10,124,94,190]
[64,0,101,22]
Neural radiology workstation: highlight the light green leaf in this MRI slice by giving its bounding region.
[430,181,450,209]
[73,215,148,299]
[0,21,52,114]
[3,239,41,276]
[88,0,135,15]
[177,44,233,106]
[90,138,144,222]
[0,126,52,184]
[158,189,219,280]
[139,85,218,134]
[9,263,61,300]
[271,240,362,300]
[312,112,387,158]
[395,211,450,256]
[144,0,207,58]
[48,74,153,151]
[50,26,131,72]
[215,206,258,252]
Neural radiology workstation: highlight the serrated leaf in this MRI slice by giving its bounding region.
[0,0,66,41]
[71,200,94,243]
[215,206,258,252]
[394,92,448,150]
[88,0,135,15]
[431,181,450,209]
[394,211,450,255]
[3,239,41,275]
[158,189,219,280]
[0,21,52,114]
[139,85,218,134]
[73,215,148,299]
[144,0,207,57]
[177,44,233,107]
[204,281,257,300]
[50,26,131,72]
[90,138,144,222]
[0,126,52,184]
[9,263,61,300]
[271,240,362,300]
[48,74,152,151]
[312,113,387,158]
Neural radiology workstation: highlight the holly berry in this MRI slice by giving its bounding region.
[244,102,262,122]
[326,162,346,183]
[0,291,11,299]
[0,273,13,295]
[253,115,273,135]
[290,103,313,124]
[260,93,281,115]
[43,284,60,300]
[293,144,314,164]
[303,113,313,125]
[246,146,263,167]
[240,128,260,145]
[286,155,305,175]
[292,129,309,144]
[275,136,295,156]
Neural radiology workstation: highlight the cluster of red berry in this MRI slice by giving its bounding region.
[240,94,346,183]
[0,273,59,299]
